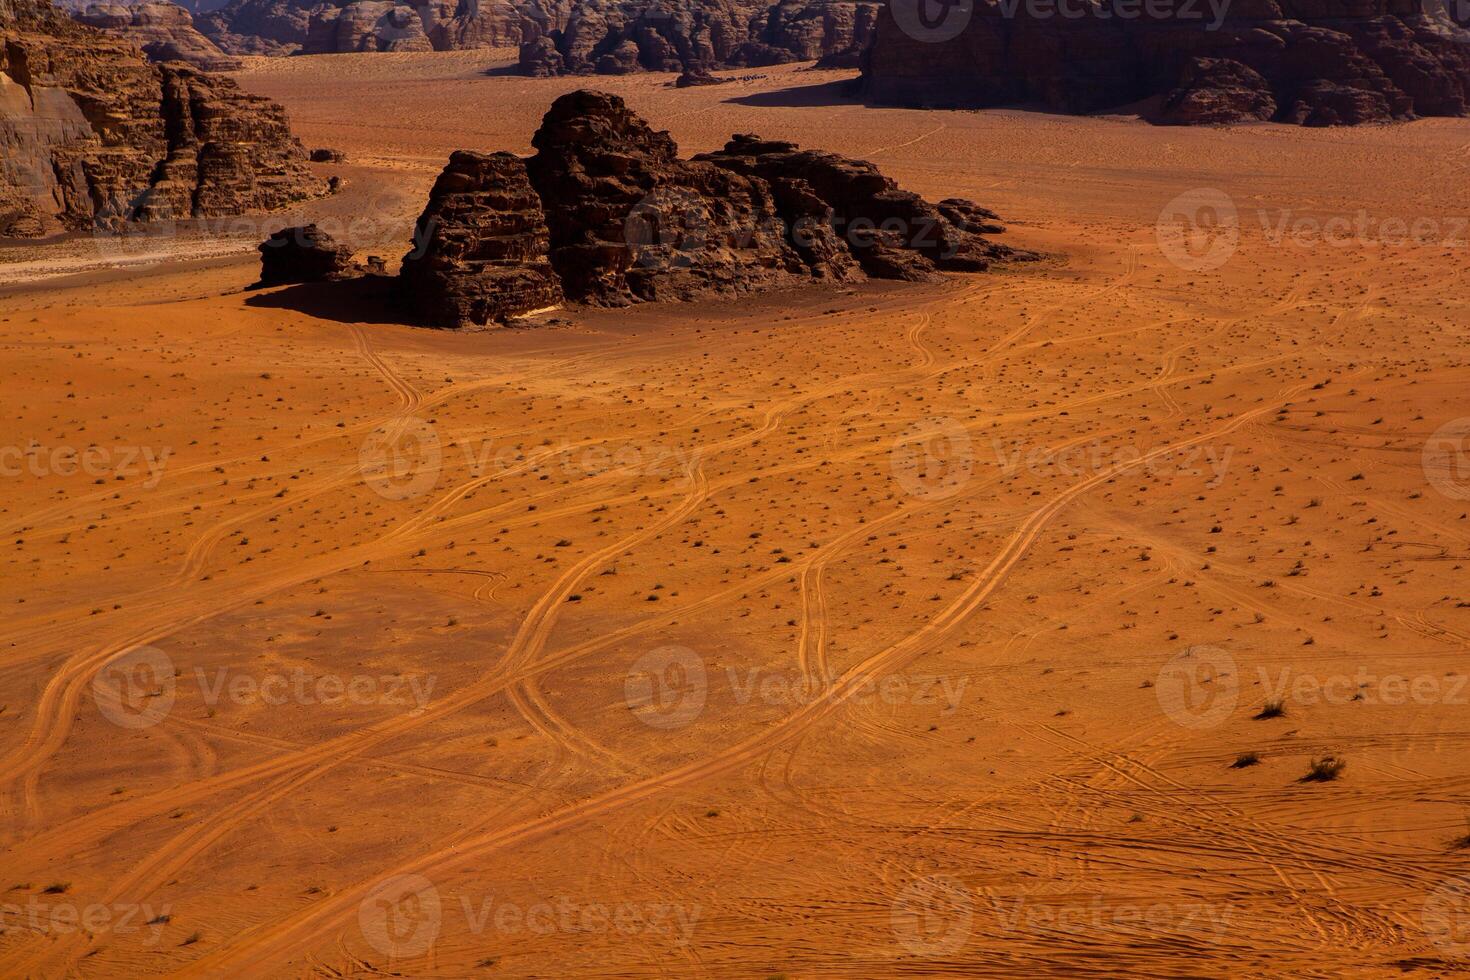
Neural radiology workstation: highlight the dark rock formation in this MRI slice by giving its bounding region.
[399,150,563,327]
[517,0,880,76]
[860,0,1470,125]
[65,0,242,69]
[695,133,1012,279]
[310,147,347,162]
[1,0,326,237]
[1161,57,1277,124]
[398,90,1025,327]
[525,90,808,304]
[199,0,879,64]
[201,0,524,54]
[258,223,355,284]
[675,68,730,86]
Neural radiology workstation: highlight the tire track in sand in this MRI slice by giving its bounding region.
[177,381,1313,976]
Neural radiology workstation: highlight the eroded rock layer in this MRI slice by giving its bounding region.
[1,0,326,237]
[66,0,241,69]
[518,0,879,76]
[200,0,877,65]
[860,0,1470,125]
[399,150,563,328]
[200,0,525,54]
[398,89,1022,327]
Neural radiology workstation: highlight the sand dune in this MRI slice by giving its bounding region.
[1,53,1469,978]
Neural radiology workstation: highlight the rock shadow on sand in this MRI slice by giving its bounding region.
[244,277,405,326]
[722,78,860,108]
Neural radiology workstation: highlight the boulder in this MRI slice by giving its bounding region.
[675,68,729,86]
[258,223,356,284]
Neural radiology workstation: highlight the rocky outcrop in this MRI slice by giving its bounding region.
[517,0,880,76]
[1,0,326,237]
[200,0,524,54]
[398,90,1024,327]
[1161,57,1278,124]
[65,0,242,69]
[860,0,1470,125]
[675,67,729,86]
[695,133,1011,279]
[258,223,355,283]
[525,90,811,304]
[399,150,563,326]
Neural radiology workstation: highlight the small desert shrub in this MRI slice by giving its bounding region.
[1301,755,1345,782]
[1232,752,1261,769]
[1255,698,1286,720]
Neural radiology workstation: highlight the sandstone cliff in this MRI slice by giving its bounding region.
[65,0,242,69]
[397,90,1023,326]
[200,0,876,65]
[201,0,524,54]
[518,0,879,76]
[1,0,326,237]
[859,0,1470,125]
[399,150,564,326]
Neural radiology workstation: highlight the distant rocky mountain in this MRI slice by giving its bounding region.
[859,0,1470,125]
[61,0,242,69]
[199,0,524,54]
[518,0,879,75]
[1,0,326,237]
[196,0,875,68]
